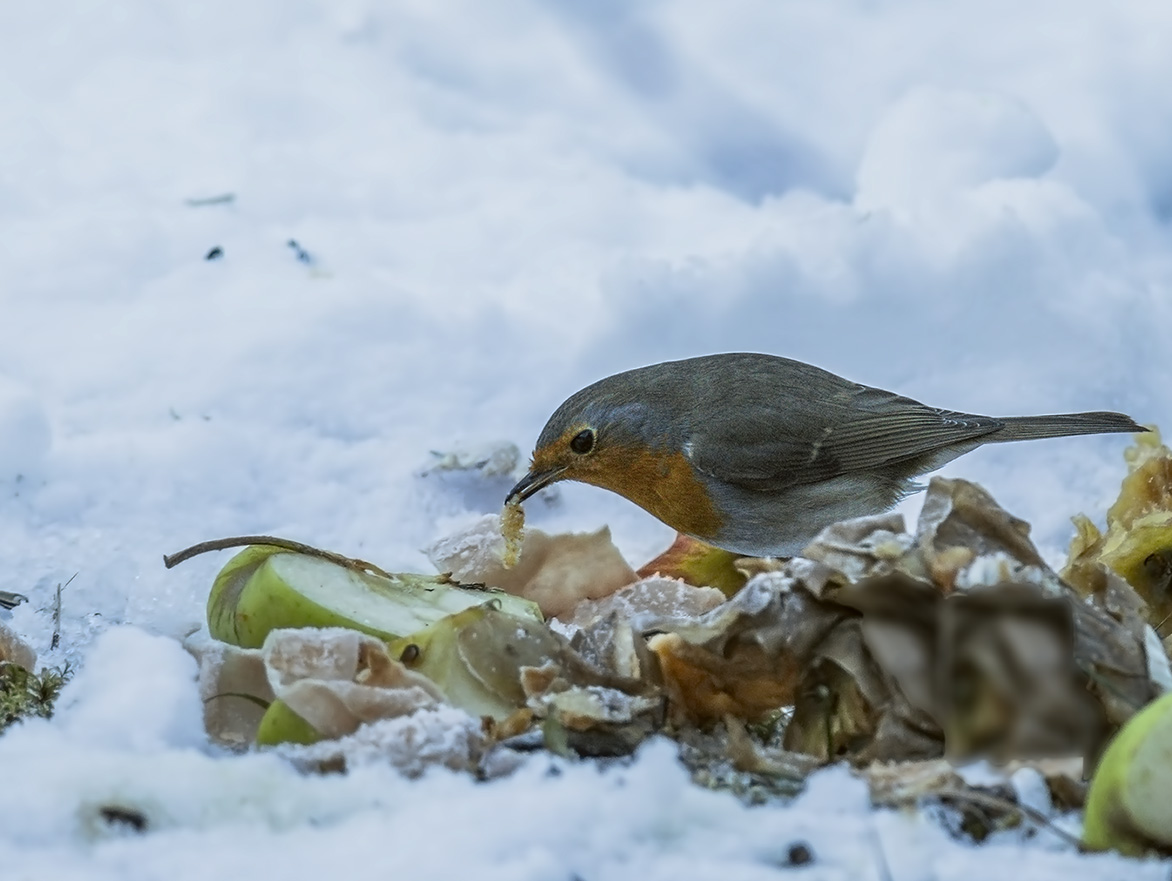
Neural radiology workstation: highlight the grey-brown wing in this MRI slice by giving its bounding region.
[686,384,1004,491]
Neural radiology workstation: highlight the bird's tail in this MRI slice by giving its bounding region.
[991,411,1147,442]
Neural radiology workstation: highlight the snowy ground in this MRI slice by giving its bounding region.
[3,1,1172,877]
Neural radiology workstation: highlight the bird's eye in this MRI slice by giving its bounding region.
[570,429,595,455]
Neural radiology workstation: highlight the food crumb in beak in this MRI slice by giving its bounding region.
[501,497,525,568]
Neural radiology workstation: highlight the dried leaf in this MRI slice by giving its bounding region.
[783,624,883,761]
[677,719,816,804]
[917,477,1045,571]
[646,573,845,725]
[186,629,274,747]
[262,629,443,739]
[651,630,802,725]
[188,627,443,745]
[570,613,659,683]
[427,515,636,618]
[564,576,726,631]
[801,513,917,582]
[940,587,1104,760]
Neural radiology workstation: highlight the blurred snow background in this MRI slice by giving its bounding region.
[1,1,1170,876]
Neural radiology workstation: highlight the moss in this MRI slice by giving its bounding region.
[0,661,72,732]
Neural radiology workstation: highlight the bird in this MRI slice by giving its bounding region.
[505,353,1145,557]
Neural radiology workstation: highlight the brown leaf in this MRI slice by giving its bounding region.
[564,576,726,631]
[645,572,846,725]
[917,477,1045,570]
[426,515,637,618]
[940,587,1105,760]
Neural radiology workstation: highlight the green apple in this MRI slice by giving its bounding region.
[255,698,322,747]
[208,546,542,649]
[1083,691,1172,856]
[389,604,568,721]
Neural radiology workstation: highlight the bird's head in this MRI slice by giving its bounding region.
[504,371,722,541]
[505,381,656,504]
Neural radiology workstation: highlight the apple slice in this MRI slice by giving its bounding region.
[255,699,321,747]
[208,546,542,649]
[389,604,567,721]
[1083,691,1172,856]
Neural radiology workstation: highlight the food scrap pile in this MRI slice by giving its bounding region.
[184,432,1172,857]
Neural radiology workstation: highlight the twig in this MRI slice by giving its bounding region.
[934,787,1084,849]
[868,824,896,881]
[1152,608,1172,639]
[163,535,392,579]
[50,573,76,651]
[204,692,270,710]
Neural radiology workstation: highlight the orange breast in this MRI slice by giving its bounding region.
[576,445,724,539]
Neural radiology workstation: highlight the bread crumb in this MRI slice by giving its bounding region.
[500,498,525,568]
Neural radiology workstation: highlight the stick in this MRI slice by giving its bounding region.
[934,787,1084,849]
[163,535,392,579]
[50,573,76,650]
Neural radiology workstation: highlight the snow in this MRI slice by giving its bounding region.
[52,626,205,753]
[856,86,1061,212]
[3,0,1172,876]
[0,376,51,482]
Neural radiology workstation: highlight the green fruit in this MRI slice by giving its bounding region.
[255,699,322,747]
[637,532,747,598]
[207,547,542,649]
[390,604,566,721]
[392,607,511,720]
[1083,691,1172,856]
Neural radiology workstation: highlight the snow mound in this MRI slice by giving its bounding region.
[857,86,1059,210]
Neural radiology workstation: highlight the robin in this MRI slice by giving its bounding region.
[505,353,1145,557]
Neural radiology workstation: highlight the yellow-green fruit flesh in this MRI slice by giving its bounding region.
[1083,691,1172,856]
[255,699,322,747]
[207,548,542,649]
[390,604,570,721]
[206,546,285,645]
[638,533,747,598]
[391,606,516,721]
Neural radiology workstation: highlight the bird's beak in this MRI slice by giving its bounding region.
[506,466,567,505]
